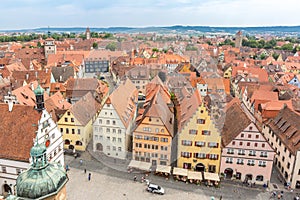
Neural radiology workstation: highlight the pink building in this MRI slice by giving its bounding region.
[220,103,275,185]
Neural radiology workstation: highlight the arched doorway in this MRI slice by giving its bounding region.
[245,174,253,181]
[65,139,70,145]
[195,163,205,172]
[68,145,74,150]
[224,168,233,179]
[2,182,12,194]
[96,143,103,151]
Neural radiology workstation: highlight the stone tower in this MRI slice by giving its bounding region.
[44,37,56,59]
[235,31,243,48]
[86,27,91,40]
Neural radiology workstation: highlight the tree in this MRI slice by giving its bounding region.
[37,41,42,48]
[105,42,117,51]
[272,53,280,60]
[92,42,98,49]
[281,43,293,51]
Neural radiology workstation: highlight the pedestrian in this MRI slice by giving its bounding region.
[80,159,83,165]
[88,173,91,181]
[220,195,222,200]
[133,175,137,182]
[65,165,69,172]
[84,168,86,174]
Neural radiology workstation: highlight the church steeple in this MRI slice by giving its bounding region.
[30,136,48,169]
[34,84,45,112]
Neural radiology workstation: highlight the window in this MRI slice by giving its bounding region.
[161,129,165,133]
[16,168,22,175]
[238,149,245,155]
[248,134,251,138]
[182,140,192,146]
[260,151,267,157]
[189,129,198,135]
[237,158,244,165]
[72,129,75,134]
[208,142,218,148]
[118,147,122,151]
[239,142,243,146]
[258,161,266,167]
[71,118,74,122]
[282,156,285,162]
[106,128,110,133]
[106,120,110,125]
[143,127,151,132]
[202,130,211,135]
[256,135,259,139]
[118,129,122,134]
[194,153,206,159]
[113,146,116,151]
[135,135,143,140]
[67,111,70,116]
[254,143,258,147]
[247,142,250,146]
[107,136,110,141]
[241,133,244,138]
[106,146,110,150]
[2,166,6,173]
[118,138,122,142]
[155,128,159,133]
[226,157,233,163]
[195,141,205,147]
[262,143,265,148]
[113,137,116,142]
[64,117,68,122]
[256,175,264,181]
[99,119,102,124]
[112,121,116,125]
[153,137,159,142]
[66,128,69,134]
[144,136,150,140]
[181,152,192,158]
[249,150,256,156]
[247,160,255,166]
[208,154,218,160]
[197,119,205,124]
[227,149,234,154]
[60,128,63,133]
[113,129,116,134]
[287,162,290,169]
[160,138,168,142]
[232,141,235,145]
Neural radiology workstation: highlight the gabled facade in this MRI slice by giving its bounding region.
[93,79,138,159]
[58,92,101,151]
[132,79,174,166]
[177,95,221,173]
[221,103,275,185]
[262,106,300,189]
[288,75,300,88]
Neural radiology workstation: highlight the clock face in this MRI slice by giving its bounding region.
[45,139,50,147]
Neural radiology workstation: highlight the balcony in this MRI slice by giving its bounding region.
[247,163,255,166]
[238,153,245,155]
[227,152,234,155]
[249,154,256,156]
[225,161,233,164]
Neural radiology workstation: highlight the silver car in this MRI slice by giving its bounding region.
[146,183,165,195]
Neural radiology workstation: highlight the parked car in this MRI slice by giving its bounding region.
[146,183,164,195]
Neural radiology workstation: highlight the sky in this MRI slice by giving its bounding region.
[1,0,299,30]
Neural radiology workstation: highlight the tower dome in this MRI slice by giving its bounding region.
[14,140,68,199]
[33,84,44,96]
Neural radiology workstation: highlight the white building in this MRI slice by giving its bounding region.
[262,106,300,189]
[0,86,64,196]
[93,79,138,159]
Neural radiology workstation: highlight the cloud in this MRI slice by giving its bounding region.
[0,0,299,30]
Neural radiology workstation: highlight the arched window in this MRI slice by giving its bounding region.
[256,175,264,181]
[65,139,70,145]
[75,141,83,146]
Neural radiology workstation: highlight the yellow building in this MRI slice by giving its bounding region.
[176,89,221,173]
[58,92,101,151]
[223,66,232,79]
[132,78,174,166]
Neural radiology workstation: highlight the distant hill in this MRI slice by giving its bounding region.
[2,25,300,36]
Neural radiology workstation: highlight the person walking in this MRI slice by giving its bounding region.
[80,159,83,166]
[88,173,91,181]
[84,168,86,174]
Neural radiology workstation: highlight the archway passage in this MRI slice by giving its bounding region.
[195,163,205,172]
[245,174,253,181]
[224,168,234,179]
[68,145,74,150]
[96,143,103,151]
[65,139,70,145]
[3,183,12,194]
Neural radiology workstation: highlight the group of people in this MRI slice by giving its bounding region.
[133,175,149,185]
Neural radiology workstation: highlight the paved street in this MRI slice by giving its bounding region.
[64,150,298,200]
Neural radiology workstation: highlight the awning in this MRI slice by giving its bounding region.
[188,171,203,180]
[156,165,171,174]
[173,167,188,176]
[204,172,220,182]
[128,160,151,171]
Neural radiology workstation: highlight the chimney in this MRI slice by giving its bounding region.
[25,73,29,80]
[45,68,48,73]
[59,76,63,82]
[35,71,38,78]
[8,99,14,112]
